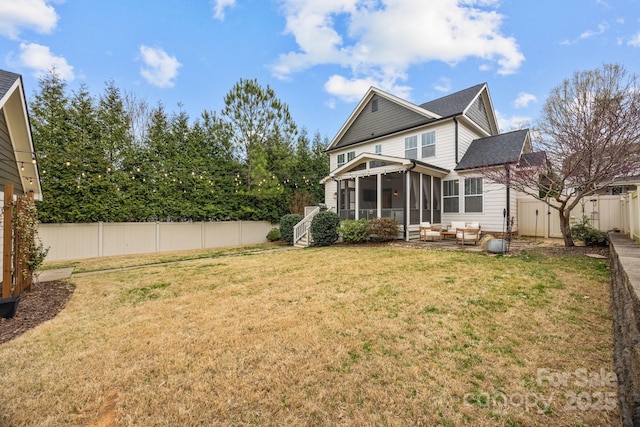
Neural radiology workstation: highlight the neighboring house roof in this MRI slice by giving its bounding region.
[0,69,42,200]
[455,129,530,171]
[328,83,497,151]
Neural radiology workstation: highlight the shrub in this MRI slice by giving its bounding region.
[366,217,400,242]
[571,220,608,247]
[310,211,341,246]
[266,227,281,242]
[338,219,369,244]
[280,214,303,245]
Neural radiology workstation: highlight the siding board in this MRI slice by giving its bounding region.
[336,96,432,148]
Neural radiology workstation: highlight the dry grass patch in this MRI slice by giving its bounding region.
[0,246,617,426]
[40,243,281,273]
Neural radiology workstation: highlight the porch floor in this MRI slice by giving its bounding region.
[397,236,554,254]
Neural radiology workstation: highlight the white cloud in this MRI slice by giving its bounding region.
[138,45,182,88]
[514,92,537,109]
[0,0,59,39]
[272,0,524,103]
[325,73,412,102]
[434,77,452,93]
[628,32,640,47]
[580,22,609,39]
[495,110,531,132]
[15,42,74,80]
[212,0,236,20]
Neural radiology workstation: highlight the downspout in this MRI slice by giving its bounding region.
[453,116,459,164]
[404,160,418,241]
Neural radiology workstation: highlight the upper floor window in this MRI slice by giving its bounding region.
[374,144,382,154]
[337,153,345,167]
[421,131,436,158]
[464,177,483,213]
[371,98,378,112]
[443,179,459,213]
[405,135,417,159]
[347,151,356,162]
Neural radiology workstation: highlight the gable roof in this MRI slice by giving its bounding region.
[328,83,498,151]
[419,83,486,117]
[328,87,441,151]
[455,129,530,171]
[0,69,42,200]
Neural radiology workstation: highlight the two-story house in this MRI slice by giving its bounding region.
[320,83,536,240]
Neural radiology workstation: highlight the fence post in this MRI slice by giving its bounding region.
[98,221,103,258]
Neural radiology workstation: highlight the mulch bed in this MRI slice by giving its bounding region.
[0,280,75,345]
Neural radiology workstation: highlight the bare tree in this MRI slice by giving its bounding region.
[487,64,640,246]
[123,90,152,145]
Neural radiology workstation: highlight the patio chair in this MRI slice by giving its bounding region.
[419,222,441,241]
[455,222,481,245]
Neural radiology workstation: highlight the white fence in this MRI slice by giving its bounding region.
[624,191,640,241]
[518,193,637,239]
[38,221,274,262]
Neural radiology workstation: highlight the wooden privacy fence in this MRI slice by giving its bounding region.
[518,194,635,238]
[38,220,274,262]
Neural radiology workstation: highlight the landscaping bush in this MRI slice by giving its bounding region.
[338,219,369,244]
[280,214,303,245]
[310,211,341,246]
[366,217,400,242]
[571,220,608,247]
[266,227,281,242]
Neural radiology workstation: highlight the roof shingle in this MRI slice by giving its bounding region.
[419,83,485,117]
[455,129,530,171]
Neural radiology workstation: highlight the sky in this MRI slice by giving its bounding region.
[1,0,640,140]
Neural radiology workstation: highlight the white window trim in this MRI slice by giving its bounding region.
[421,131,436,158]
[464,177,483,213]
[443,179,459,214]
[405,135,418,159]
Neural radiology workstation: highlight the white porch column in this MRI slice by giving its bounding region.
[355,176,360,220]
[377,174,382,218]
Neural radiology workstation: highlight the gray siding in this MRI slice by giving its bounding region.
[334,96,432,149]
[466,96,492,135]
[0,111,24,193]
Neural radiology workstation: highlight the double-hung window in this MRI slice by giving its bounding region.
[337,153,345,167]
[443,179,459,213]
[347,151,356,162]
[374,144,382,154]
[405,135,417,159]
[464,177,483,213]
[421,131,436,158]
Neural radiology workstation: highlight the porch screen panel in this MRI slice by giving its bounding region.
[358,175,378,220]
[381,172,403,224]
[432,177,441,224]
[422,174,431,223]
[339,179,355,220]
[410,172,420,225]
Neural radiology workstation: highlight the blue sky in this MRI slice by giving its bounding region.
[1,0,639,139]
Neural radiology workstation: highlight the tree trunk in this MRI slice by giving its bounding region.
[558,208,575,247]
